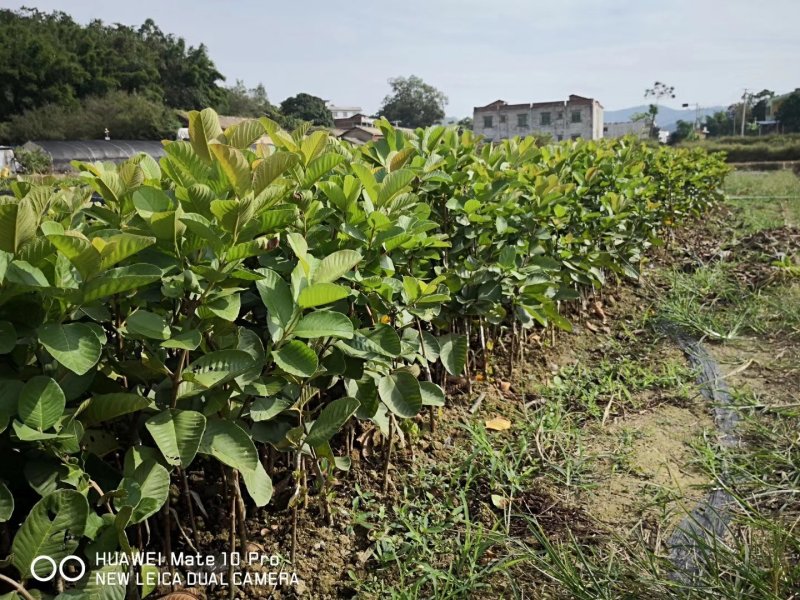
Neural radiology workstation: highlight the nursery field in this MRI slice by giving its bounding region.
[0,113,796,599]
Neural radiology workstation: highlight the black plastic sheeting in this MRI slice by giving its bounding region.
[661,324,740,583]
[30,140,166,170]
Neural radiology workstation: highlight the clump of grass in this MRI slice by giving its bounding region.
[723,170,800,198]
[535,354,695,418]
[722,171,800,232]
[657,262,759,340]
[657,261,800,341]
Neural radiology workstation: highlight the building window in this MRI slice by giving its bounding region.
[557,112,563,120]
[540,112,551,126]
[499,115,507,123]
[517,113,528,127]
[557,134,563,141]
[571,110,582,123]
[571,134,580,140]
[483,115,493,128]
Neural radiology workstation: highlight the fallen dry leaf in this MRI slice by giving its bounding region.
[499,380,511,393]
[593,300,607,322]
[485,416,512,431]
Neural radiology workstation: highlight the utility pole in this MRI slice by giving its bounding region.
[740,89,749,137]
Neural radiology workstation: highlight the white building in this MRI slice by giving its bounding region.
[326,103,363,120]
[473,94,604,141]
[603,120,648,139]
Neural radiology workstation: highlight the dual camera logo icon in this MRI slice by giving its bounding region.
[30,555,86,583]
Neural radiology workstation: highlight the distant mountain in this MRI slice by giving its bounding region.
[604,105,725,132]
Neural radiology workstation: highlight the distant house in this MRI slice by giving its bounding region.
[337,126,384,145]
[473,95,604,141]
[327,103,363,120]
[333,113,374,129]
[336,125,413,145]
[603,120,648,139]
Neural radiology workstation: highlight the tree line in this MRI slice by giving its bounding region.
[0,8,449,144]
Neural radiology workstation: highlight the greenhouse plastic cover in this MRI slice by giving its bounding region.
[30,140,166,166]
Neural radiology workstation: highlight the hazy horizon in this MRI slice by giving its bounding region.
[12,0,799,117]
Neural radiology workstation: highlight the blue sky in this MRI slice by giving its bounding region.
[10,0,800,116]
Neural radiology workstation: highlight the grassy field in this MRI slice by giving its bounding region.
[344,170,800,599]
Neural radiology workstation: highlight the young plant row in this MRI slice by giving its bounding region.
[0,110,728,598]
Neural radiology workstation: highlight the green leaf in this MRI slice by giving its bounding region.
[241,462,273,507]
[47,233,100,279]
[293,311,354,339]
[250,396,292,422]
[198,294,241,322]
[199,418,258,472]
[145,409,207,468]
[297,282,350,308]
[439,334,468,376]
[0,482,13,522]
[161,329,202,350]
[377,169,415,207]
[98,233,156,270]
[272,340,318,377]
[0,321,16,354]
[209,143,251,197]
[12,490,88,580]
[305,397,360,447]
[253,152,300,194]
[420,381,446,407]
[303,152,345,186]
[189,108,224,163]
[224,118,266,150]
[126,310,170,340]
[378,371,422,419]
[363,325,402,357]
[124,461,170,524]
[13,420,72,441]
[81,263,161,303]
[132,187,175,218]
[83,393,151,425]
[38,322,102,376]
[255,268,295,339]
[18,376,65,431]
[181,350,256,393]
[312,250,361,284]
[5,260,49,287]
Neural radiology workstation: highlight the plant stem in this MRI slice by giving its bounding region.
[0,574,36,600]
[383,414,395,493]
[179,467,200,548]
[228,484,236,600]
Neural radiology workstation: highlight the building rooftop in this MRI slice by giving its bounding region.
[475,95,603,111]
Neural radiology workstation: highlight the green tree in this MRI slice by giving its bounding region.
[777,92,800,133]
[378,75,448,128]
[642,81,675,138]
[217,80,273,117]
[13,143,51,173]
[750,89,775,122]
[279,93,333,127]
[703,110,735,137]
[456,117,473,132]
[670,120,695,144]
[0,8,225,119]
[0,91,179,143]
